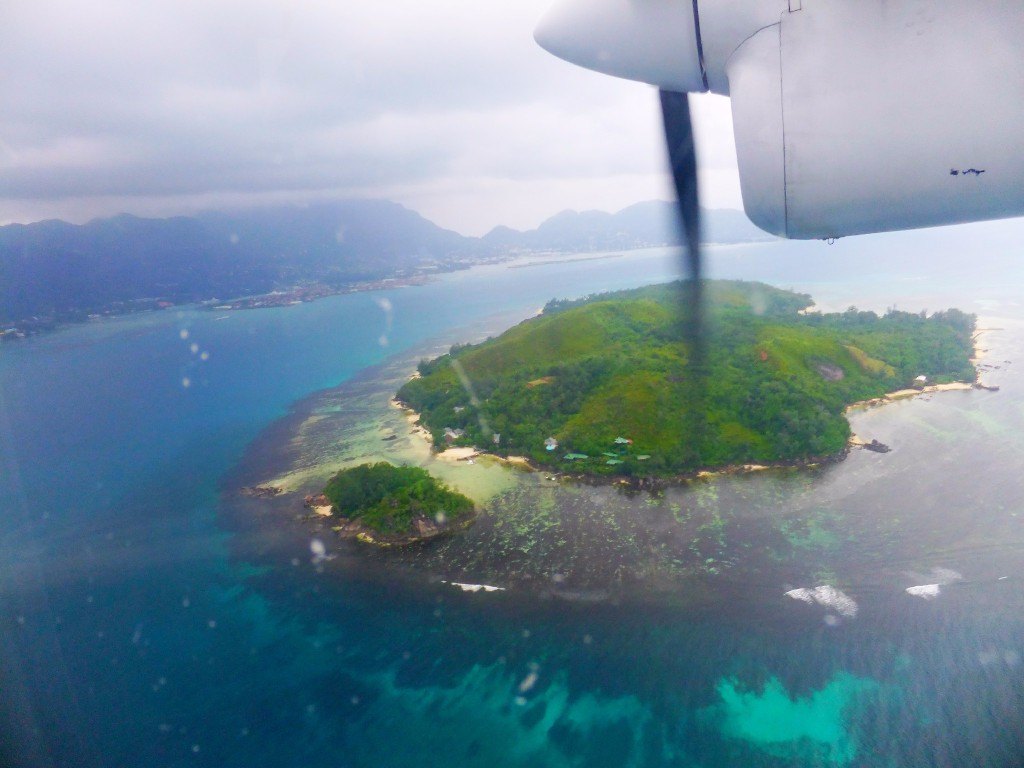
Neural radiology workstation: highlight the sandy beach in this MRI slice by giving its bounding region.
[436,447,480,461]
[847,324,993,418]
[845,323,999,447]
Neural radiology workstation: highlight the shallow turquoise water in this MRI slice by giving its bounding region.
[3,220,1024,767]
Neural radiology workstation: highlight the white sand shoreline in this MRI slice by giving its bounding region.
[847,323,1000,445]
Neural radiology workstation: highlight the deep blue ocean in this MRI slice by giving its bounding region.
[3,221,1024,767]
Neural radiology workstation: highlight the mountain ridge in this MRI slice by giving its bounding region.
[1,200,770,332]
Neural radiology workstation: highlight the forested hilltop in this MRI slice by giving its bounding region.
[397,281,976,476]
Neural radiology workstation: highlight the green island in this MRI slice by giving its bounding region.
[397,280,976,477]
[315,462,476,545]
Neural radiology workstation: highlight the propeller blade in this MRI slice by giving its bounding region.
[659,89,706,469]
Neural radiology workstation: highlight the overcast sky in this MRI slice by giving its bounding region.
[0,0,742,235]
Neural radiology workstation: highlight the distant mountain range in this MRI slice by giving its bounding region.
[0,199,770,330]
[482,201,768,252]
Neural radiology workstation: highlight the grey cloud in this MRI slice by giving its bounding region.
[1,0,741,231]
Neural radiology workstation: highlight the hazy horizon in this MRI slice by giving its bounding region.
[1,1,743,236]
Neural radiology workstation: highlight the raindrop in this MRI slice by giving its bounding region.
[182,597,191,608]
[190,343,199,354]
[200,351,210,361]
[181,377,191,388]
[518,669,539,693]
[207,620,217,629]
[310,538,327,564]
[179,329,189,340]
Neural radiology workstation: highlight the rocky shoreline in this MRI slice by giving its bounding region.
[390,393,845,491]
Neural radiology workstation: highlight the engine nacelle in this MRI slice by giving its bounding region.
[730,0,1024,239]
[536,0,1024,239]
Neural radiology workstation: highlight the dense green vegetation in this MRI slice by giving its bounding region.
[397,280,976,476]
[323,462,475,535]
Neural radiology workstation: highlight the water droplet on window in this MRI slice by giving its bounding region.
[518,670,539,693]
[310,538,327,564]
